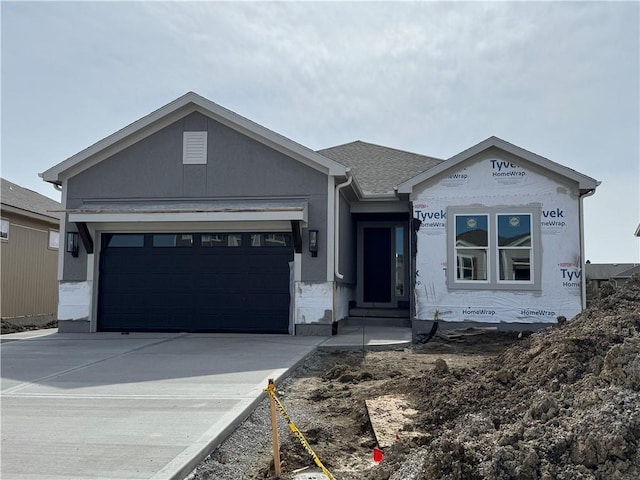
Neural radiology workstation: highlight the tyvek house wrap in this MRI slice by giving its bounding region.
[413,157,582,324]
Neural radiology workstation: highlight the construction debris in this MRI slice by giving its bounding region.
[188,276,640,480]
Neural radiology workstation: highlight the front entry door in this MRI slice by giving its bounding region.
[363,227,392,304]
[357,223,408,308]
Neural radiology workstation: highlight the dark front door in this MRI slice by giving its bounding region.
[358,222,408,308]
[362,227,392,304]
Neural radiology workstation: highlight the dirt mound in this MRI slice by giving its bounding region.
[188,277,639,480]
[378,276,640,480]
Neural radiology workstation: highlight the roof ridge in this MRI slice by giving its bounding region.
[319,140,444,161]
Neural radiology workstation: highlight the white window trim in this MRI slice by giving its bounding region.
[447,206,541,291]
[1,218,8,241]
[48,229,60,250]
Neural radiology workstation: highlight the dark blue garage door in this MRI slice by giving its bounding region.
[98,232,293,333]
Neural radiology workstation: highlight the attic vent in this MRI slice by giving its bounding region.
[183,131,208,164]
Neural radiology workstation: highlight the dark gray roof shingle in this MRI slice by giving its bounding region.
[318,141,443,195]
[1,178,61,220]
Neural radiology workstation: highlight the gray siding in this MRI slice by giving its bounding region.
[63,227,88,281]
[0,212,58,319]
[64,112,328,281]
[67,112,328,201]
[337,193,356,283]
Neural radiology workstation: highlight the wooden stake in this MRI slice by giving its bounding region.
[267,378,281,475]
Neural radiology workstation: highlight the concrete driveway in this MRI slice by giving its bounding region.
[1,331,325,480]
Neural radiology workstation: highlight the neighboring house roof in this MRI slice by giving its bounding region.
[397,136,599,194]
[318,140,443,196]
[613,265,640,279]
[40,92,347,185]
[585,263,639,281]
[1,178,61,222]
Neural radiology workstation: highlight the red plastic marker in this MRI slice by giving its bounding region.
[373,447,384,463]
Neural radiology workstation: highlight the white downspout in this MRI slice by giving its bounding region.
[334,169,353,280]
[579,186,598,310]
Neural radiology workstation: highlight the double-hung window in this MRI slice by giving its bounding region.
[454,214,488,281]
[448,206,541,291]
[497,214,532,282]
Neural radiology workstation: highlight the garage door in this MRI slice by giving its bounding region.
[97,232,293,333]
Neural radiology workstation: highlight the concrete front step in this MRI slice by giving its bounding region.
[349,308,410,319]
[345,316,411,328]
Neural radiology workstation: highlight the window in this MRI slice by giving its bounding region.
[1,218,8,240]
[153,234,193,247]
[454,215,488,281]
[448,207,540,291]
[201,233,242,247]
[250,233,292,247]
[395,226,406,296]
[49,230,60,249]
[497,214,532,281]
[105,234,145,248]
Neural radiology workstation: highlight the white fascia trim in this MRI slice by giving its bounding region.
[48,107,196,182]
[42,101,194,182]
[190,103,346,176]
[57,180,68,280]
[69,210,307,224]
[42,92,346,183]
[397,136,599,193]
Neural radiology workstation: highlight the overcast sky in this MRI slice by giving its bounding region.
[2,1,638,263]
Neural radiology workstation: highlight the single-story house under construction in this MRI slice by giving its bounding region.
[41,92,599,335]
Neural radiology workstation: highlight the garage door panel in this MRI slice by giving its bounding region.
[98,232,292,333]
[195,293,245,309]
[99,273,149,292]
[243,277,289,292]
[250,293,291,308]
[100,259,149,274]
[196,274,245,292]
[147,274,195,293]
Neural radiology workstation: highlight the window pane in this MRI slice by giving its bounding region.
[455,215,488,247]
[152,234,193,247]
[456,249,487,280]
[499,249,531,280]
[1,218,8,239]
[250,233,291,247]
[106,234,144,248]
[49,231,60,249]
[498,214,531,247]
[395,226,405,296]
[201,233,242,247]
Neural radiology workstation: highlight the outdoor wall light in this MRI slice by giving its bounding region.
[66,231,79,257]
[309,229,319,257]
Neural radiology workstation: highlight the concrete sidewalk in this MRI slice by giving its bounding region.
[1,332,324,480]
